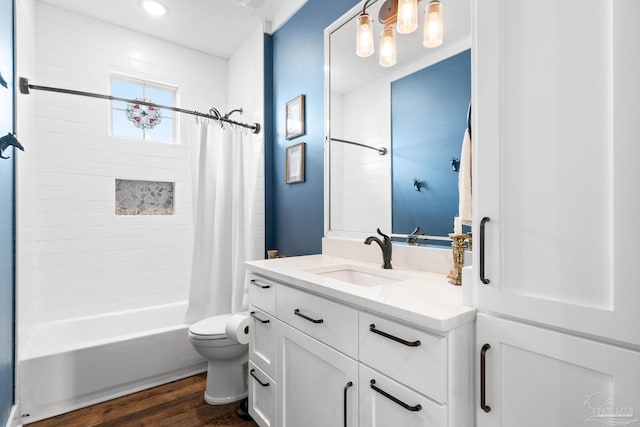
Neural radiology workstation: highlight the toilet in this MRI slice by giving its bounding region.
[188,312,249,405]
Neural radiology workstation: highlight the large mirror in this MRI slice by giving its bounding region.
[325,0,471,244]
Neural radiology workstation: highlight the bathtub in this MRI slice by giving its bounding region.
[18,302,207,424]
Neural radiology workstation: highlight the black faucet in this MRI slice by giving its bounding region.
[364,228,393,269]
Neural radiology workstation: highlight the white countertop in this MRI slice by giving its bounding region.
[245,254,476,333]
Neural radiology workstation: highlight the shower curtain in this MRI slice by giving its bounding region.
[184,120,258,323]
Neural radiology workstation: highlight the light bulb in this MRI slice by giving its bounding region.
[379,26,397,67]
[142,1,166,16]
[396,0,418,34]
[356,13,375,57]
[423,0,443,48]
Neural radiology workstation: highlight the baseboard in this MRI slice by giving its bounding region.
[4,404,21,427]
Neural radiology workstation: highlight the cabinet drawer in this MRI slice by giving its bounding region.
[247,273,277,315]
[249,361,277,427]
[359,364,447,427]
[249,306,277,379]
[359,312,447,403]
[277,284,358,358]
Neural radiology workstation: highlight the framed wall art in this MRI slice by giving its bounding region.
[286,142,305,184]
[286,94,305,140]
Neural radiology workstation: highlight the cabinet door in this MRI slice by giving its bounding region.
[277,321,358,427]
[359,364,447,427]
[474,0,640,345]
[477,314,640,427]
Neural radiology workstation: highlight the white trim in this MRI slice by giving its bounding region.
[4,404,21,427]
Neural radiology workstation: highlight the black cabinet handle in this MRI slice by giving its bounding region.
[250,279,270,289]
[370,380,422,412]
[369,324,421,347]
[250,369,270,387]
[480,343,491,413]
[480,217,491,284]
[250,311,270,324]
[294,309,324,324]
[343,381,353,427]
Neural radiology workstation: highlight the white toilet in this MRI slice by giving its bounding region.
[188,312,249,405]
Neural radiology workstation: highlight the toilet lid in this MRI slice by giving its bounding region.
[189,314,232,338]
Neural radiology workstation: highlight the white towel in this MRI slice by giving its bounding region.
[458,128,472,226]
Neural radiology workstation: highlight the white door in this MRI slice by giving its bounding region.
[277,321,358,427]
[476,314,640,427]
[473,0,640,345]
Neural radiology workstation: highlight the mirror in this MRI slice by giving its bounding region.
[326,0,471,243]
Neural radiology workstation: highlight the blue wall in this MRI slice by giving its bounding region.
[268,0,359,256]
[0,0,15,423]
[391,49,470,239]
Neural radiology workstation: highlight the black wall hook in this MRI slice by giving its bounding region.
[0,133,25,159]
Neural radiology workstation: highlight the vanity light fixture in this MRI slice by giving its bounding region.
[356,0,444,66]
[142,0,167,16]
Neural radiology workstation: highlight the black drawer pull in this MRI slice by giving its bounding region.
[369,324,421,347]
[370,380,422,412]
[250,279,270,289]
[480,217,491,284]
[250,369,270,387]
[480,343,491,413]
[343,381,353,427]
[294,309,324,324]
[250,311,270,324]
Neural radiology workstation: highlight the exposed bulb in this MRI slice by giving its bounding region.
[142,1,166,16]
[396,0,418,34]
[379,26,397,67]
[423,0,444,48]
[356,13,375,57]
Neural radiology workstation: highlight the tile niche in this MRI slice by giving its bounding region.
[115,179,174,215]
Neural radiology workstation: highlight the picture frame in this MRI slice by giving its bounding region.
[285,94,305,140]
[286,142,305,184]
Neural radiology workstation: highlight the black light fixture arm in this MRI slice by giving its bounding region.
[19,77,261,134]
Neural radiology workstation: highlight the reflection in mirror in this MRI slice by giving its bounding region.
[327,0,471,243]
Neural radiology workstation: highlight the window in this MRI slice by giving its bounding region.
[110,75,177,143]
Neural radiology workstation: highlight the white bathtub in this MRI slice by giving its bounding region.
[18,302,206,424]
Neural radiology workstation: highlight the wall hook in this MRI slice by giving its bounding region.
[450,157,460,172]
[0,133,25,159]
[413,178,425,192]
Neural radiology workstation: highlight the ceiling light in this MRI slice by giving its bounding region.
[356,0,445,67]
[142,1,167,16]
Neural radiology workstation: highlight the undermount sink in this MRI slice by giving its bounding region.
[307,264,411,286]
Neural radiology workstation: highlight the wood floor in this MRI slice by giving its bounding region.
[29,373,258,427]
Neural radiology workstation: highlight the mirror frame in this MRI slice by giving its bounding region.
[323,1,472,243]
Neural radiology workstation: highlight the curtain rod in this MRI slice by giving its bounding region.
[18,77,261,134]
[330,137,387,155]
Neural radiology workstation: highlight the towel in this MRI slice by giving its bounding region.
[458,128,472,226]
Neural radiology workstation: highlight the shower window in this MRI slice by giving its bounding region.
[110,75,177,143]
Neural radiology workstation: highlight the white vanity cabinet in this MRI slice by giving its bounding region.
[476,314,640,427]
[473,0,640,425]
[474,0,640,346]
[246,267,475,427]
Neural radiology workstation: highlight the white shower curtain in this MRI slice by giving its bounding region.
[184,120,258,323]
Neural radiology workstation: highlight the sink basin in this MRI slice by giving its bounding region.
[307,264,410,286]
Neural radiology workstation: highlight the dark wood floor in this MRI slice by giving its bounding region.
[29,373,258,427]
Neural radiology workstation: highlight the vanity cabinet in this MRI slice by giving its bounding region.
[474,0,640,346]
[476,314,640,427]
[246,270,474,427]
[473,0,640,424]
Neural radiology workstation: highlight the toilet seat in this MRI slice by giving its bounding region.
[189,314,232,340]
